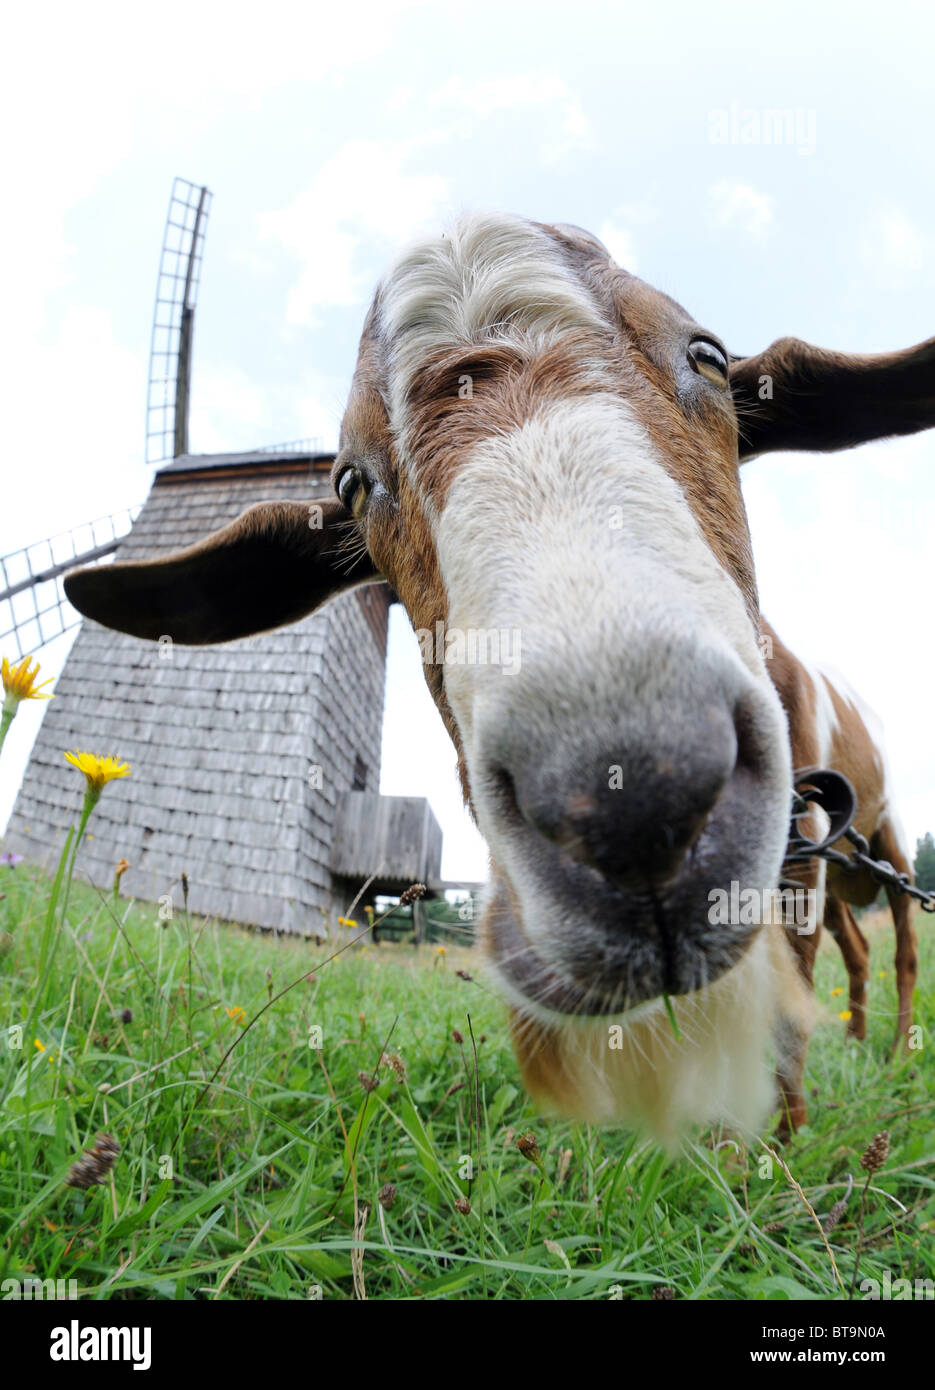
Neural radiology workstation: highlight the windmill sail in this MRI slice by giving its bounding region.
[0,508,140,661]
[146,179,212,466]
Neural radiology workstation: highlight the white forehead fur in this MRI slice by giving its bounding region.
[436,393,769,711]
[378,211,610,442]
[433,392,789,931]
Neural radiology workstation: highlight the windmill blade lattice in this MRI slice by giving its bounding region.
[146,178,212,466]
[0,508,140,661]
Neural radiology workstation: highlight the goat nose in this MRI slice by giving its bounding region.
[499,703,739,886]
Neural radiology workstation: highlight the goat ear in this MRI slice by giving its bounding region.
[63,499,379,644]
[730,335,935,461]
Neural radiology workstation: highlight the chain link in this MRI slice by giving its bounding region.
[787,771,935,914]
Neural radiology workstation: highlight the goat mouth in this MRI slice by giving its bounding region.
[483,867,759,1018]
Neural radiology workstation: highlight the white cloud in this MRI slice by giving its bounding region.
[743,434,935,849]
[707,179,775,244]
[294,371,354,451]
[0,305,145,557]
[188,366,274,456]
[598,217,639,272]
[1,0,421,297]
[857,207,930,293]
[257,139,452,327]
[188,365,350,456]
[428,72,592,163]
[610,193,659,227]
[595,195,661,272]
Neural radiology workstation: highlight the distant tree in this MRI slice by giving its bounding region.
[914,832,935,894]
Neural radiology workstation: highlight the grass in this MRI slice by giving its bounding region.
[0,861,933,1301]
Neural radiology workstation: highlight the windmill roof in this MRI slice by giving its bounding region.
[157,450,336,475]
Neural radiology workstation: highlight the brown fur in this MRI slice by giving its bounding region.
[764,619,918,1131]
[731,335,935,459]
[63,499,378,644]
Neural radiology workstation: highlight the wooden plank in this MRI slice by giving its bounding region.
[330,792,443,881]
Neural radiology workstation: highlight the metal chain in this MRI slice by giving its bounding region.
[786,769,935,913]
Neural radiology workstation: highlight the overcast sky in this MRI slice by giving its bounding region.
[1,0,932,879]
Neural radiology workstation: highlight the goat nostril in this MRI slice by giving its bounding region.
[485,696,742,887]
[488,765,520,817]
[489,763,574,846]
[733,695,762,776]
[489,762,610,868]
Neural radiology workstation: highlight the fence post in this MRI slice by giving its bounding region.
[412,897,425,948]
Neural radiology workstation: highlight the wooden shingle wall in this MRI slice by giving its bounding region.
[4,458,390,933]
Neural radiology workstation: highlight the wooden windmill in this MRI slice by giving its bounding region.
[2,179,443,933]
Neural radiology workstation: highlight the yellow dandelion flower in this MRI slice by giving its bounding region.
[34,1038,46,1052]
[1,656,55,759]
[878,970,887,979]
[226,1005,246,1026]
[338,917,358,928]
[64,751,131,796]
[831,987,843,997]
[838,1010,853,1022]
[436,945,446,954]
[2,655,54,709]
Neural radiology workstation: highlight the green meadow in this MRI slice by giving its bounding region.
[1,860,932,1301]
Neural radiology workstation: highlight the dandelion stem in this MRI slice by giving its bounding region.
[0,707,14,760]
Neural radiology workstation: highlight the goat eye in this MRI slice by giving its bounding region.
[688,338,729,387]
[337,466,368,518]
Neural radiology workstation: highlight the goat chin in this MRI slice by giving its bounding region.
[506,924,815,1151]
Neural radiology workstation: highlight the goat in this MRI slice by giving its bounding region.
[64,214,934,1144]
